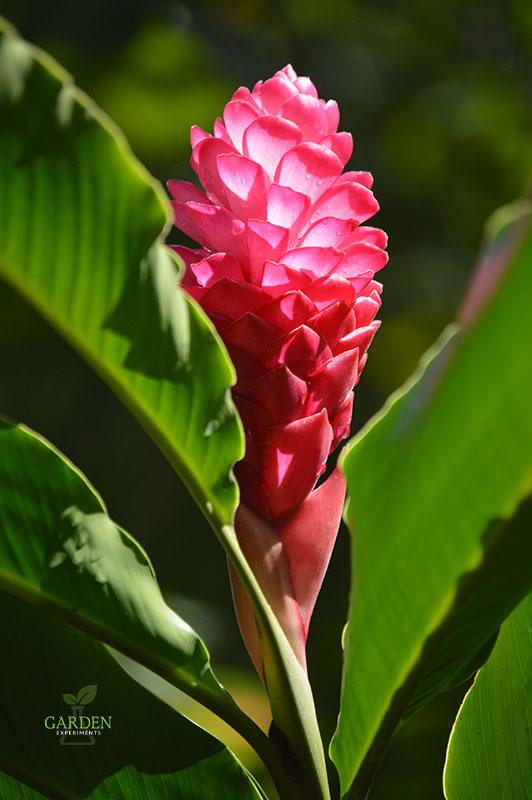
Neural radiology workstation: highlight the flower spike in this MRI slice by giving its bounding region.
[170,65,387,681]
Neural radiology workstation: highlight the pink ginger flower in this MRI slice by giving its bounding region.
[169,65,387,678]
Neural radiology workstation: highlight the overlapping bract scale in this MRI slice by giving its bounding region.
[170,65,387,676]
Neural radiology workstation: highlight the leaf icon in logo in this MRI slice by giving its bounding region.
[62,693,77,705]
[76,685,97,705]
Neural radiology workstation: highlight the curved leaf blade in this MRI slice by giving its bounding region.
[0,592,263,800]
[443,590,532,800]
[0,417,261,744]
[0,19,244,531]
[331,202,532,798]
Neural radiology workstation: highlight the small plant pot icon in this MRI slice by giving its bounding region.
[59,685,98,746]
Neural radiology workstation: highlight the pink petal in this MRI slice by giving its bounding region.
[217,153,269,220]
[246,219,290,283]
[222,312,281,359]
[260,261,313,296]
[234,396,274,439]
[274,142,343,203]
[256,290,315,332]
[303,274,356,310]
[346,271,375,294]
[293,76,319,97]
[191,137,237,205]
[336,170,374,189]
[255,73,299,114]
[185,202,246,256]
[306,301,356,350]
[223,99,260,151]
[191,125,210,148]
[171,201,202,244]
[226,344,266,390]
[243,115,303,178]
[231,85,261,110]
[276,468,346,634]
[266,183,310,230]
[281,246,343,277]
[337,322,380,357]
[242,365,307,425]
[188,252,244,287]
[278,94,329,142]
[296,216,358,248]
[214,117,232,143]
[167,179,208,204]
[205,310,231,334]
[319,132,353,165]
[309,182,379,225]
[329,394,354,449]
[280,64,298,82]
[261,410,332,516]
[324,99,340,133]
[338,242,389,275]
[184,285,207,304]
[200,277,271,320]
[234,463,272,519]
[169,245,208,274]
[262,325,331,378]
[354,295,381,327]
[349,225,388,248]
[307,349,359,418]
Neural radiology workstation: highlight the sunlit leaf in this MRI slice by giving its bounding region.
[0,417,262,745]
[0,18,243,535]
[331,201,532,798]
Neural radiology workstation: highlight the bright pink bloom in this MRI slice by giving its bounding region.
[169,65,387,678]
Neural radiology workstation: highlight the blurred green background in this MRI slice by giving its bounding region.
[0,1,531,797]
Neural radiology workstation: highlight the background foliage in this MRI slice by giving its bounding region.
[1,1,531,797]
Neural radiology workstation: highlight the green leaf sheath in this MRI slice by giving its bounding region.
[331,203,532,798]
[0,593,263,800]
[443,590,532,800]
[0,20,244,535]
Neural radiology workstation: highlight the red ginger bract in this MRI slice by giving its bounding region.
[170,65,387,678]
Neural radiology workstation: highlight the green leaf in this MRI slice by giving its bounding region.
[443,590,532,800]
[0,592,263,800]
[0,771,47,799]
[76,685,97,705]
[62,694,77,706]
[0,18,243,535]
[404,492,532,720]
[0,418,272,766]
[331,201,532,799]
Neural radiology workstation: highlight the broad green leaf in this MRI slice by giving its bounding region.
[0,19,243,534]
[0,772,47,799]
[0,418,270,763]
[331,201,532,799]
[404,493,532,719]
[0,22,331,800]
[443,590,532,800]
[0,592,263,800]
